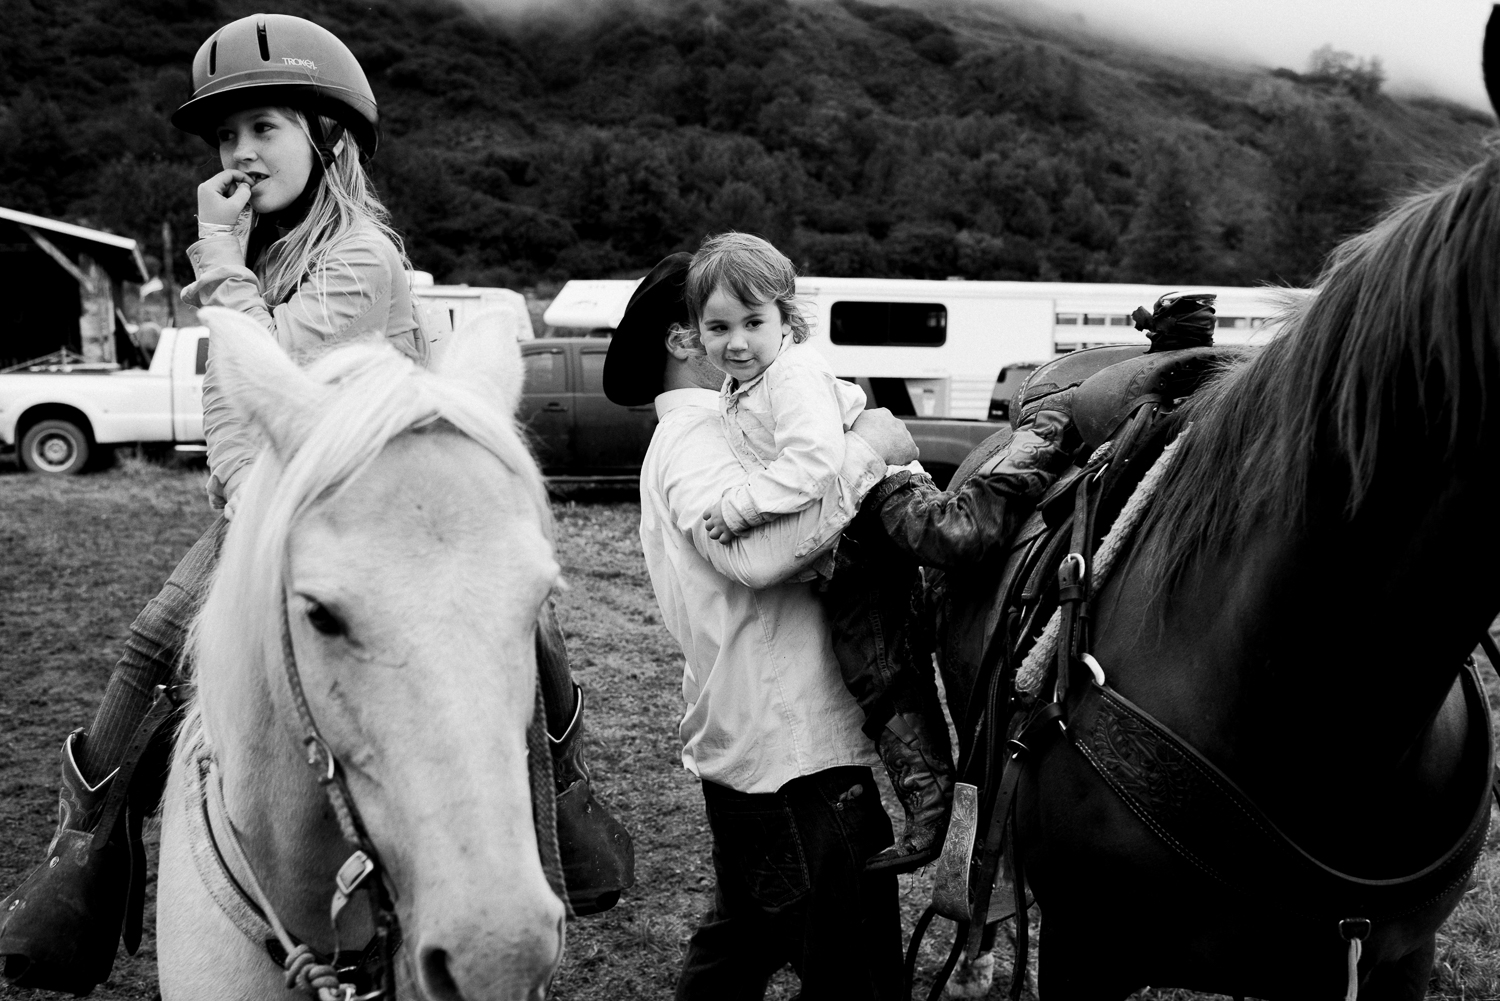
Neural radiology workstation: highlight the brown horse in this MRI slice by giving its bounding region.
[935,152,1500,1000]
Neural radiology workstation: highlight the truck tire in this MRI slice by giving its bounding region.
[20,419,91,476]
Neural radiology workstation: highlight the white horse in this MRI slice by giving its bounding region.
[156,307,566,1000]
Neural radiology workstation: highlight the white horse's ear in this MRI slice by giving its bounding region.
[431,308,525,414]
[199,307,326,457]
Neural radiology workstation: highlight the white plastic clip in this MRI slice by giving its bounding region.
[329,850,377,930]
[336,851,376,897]
[1081,653,1106,687]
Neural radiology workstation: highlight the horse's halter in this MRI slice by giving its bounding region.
[275,592,400,1001]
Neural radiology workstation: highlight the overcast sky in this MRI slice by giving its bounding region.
[1020,0,1496,109]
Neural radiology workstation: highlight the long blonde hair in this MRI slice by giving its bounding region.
[255,110,408,306]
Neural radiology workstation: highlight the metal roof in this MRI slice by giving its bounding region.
[0,206,150,283]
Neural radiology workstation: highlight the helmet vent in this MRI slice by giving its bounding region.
[256,22,270,61]
[208,40,217,75]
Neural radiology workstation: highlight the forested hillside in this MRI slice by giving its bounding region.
[1,0,1493,288]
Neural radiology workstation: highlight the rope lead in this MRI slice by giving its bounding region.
[1339,917,1370,1001]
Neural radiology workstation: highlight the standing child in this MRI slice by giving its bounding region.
[693,232,954,872]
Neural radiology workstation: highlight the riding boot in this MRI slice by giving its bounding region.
[2,685,177,996]
[0,732,132,995]
[865,708,956,874]
[537,605,635,916]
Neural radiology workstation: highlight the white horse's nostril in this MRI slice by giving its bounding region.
[418,946,462,1001]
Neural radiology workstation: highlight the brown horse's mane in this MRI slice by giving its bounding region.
[1139,156,1500,590]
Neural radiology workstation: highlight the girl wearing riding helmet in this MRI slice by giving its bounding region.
[0,16,629,995]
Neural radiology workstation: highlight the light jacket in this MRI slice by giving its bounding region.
[183,220,426,509]
[717,338,868,561]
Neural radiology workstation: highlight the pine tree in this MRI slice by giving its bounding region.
[1122,154,1208,285]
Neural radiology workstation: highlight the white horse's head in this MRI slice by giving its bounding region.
[190,307,564,999]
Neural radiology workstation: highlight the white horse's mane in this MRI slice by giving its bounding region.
[187,335,550,696]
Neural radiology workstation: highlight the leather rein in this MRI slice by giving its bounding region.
[190,585,570,1000]
[264,595,402,1001]
[196,595,401,1001]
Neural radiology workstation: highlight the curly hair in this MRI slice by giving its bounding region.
[683,232,809,343]
[664,321,704,356]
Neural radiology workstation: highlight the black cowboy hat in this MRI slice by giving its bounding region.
[603,253,693,406]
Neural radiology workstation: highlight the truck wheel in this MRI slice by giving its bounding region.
[20,420,91,476]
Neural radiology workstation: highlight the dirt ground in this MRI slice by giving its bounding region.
[1,457,1496,1000]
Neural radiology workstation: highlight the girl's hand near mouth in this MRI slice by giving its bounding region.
[197,168,254,227]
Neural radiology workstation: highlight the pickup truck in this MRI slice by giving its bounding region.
[519,337,658,477]
[0,326,209,475]
[516,339,1033,488]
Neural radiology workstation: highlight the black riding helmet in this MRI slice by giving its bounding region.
[171,13,380,161]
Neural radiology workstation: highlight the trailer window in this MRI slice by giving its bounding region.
[1056,313,1131,327]
[830,302,946,346]
[195,337,209,375]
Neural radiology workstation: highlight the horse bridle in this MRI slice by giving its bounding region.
[276,593,400,1001]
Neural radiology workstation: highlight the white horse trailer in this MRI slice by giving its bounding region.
[544,277,1292,419]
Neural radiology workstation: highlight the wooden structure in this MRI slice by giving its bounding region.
[0,206,150,370]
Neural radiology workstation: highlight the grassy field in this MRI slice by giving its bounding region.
[1,456,1496,1000]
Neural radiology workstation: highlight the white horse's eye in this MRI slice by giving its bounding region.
[305,600,346,638]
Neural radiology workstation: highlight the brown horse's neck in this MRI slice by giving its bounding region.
[1097,455,1499,874]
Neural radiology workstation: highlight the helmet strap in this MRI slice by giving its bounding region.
[306,115,347,169]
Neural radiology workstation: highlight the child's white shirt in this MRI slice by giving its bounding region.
[718,338,868,561]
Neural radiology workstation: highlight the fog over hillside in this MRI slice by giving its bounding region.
[1013,0,1495,109]
[450,0,1499,109]
[0,0,1493,290]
